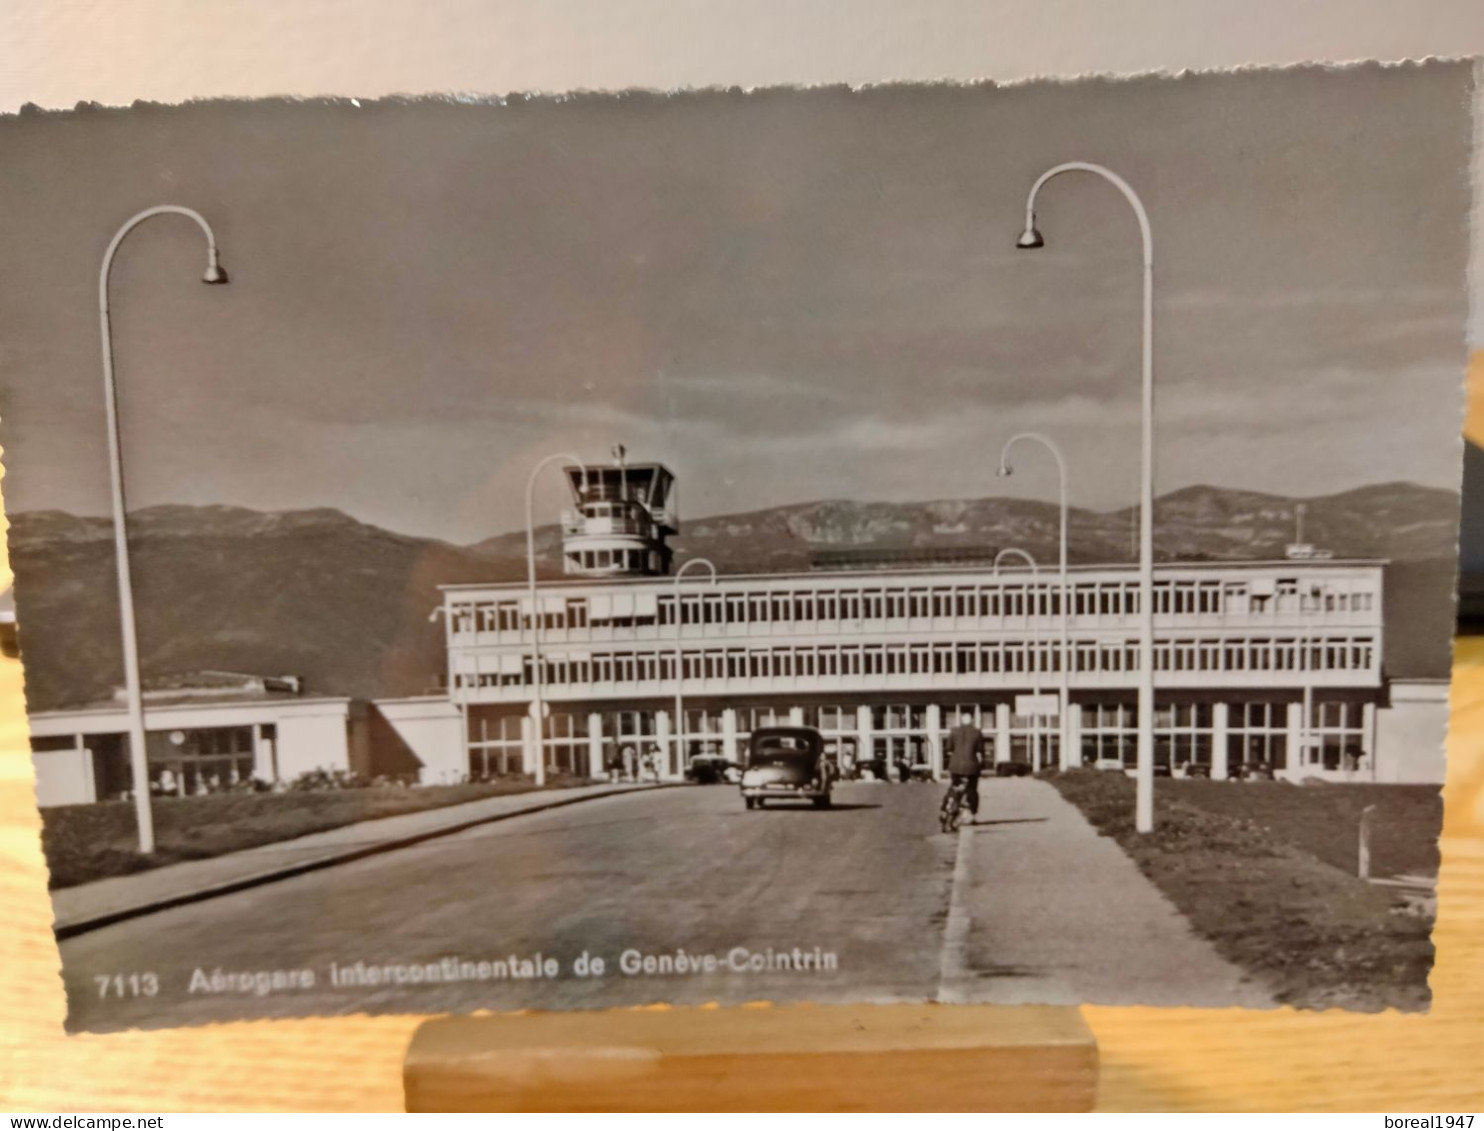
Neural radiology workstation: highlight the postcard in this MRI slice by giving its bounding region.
[0,61,1467,1031]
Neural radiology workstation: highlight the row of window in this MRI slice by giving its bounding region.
[465,697,1370,774]
[448,576,1379,636]
[452,634,1377,690]
[564,548,662,572]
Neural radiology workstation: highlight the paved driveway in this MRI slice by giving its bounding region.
[63,782,956,1031]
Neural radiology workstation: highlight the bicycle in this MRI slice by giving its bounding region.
[939,778,971,833]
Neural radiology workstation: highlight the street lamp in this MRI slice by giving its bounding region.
[994,547,1045,771]
[525,452,587,787]
[672,557,717,779]
[99,206,229,854]
[1018,162,1157,833]
[997,433,1071,770]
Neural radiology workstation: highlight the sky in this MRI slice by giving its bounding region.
[0,62,1473,545]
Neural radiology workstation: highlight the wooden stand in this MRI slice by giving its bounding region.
[404,1003,1098,1112]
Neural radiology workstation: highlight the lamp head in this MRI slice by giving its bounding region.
[202,248,229,285]
[996,463,1014,479]
[1015,226,1045,250]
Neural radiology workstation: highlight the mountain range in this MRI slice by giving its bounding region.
[7,481,1460,711]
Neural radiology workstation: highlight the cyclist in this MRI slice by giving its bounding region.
[945,711,986,822]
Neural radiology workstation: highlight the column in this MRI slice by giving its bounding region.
[1362,700,1378,782]
[789,706,805,726]
[1062,704,1081,771]
[722,707,739,763]
[587,712,604,779]
[1284,701,1305,781]
[856,705,874,776]
[1211,701,1229,780]
[520,715,536,775]
[995,701,1012,764]
[655,709,674,778]
[925,704,943,781]
[251,723,275,783]
[78,732,99,804]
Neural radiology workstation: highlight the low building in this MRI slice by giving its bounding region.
[28,672,352,807]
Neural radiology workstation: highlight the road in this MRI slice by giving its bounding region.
[62,782,958,1032]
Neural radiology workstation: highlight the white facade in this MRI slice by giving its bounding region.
[28,696,353,807]
[371,696,466,784]
[1372,679,1450,784]
[32,742,96,808]
[431,557,1445,784]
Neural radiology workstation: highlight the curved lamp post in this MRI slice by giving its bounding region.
[525,452,587,787]
[1018,162,1157,833]
[100,206,228,854]
[997,432,1071,770]
[672,557,717,778]
[994,547,1045,770]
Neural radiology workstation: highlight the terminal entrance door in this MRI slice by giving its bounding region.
[871,734,925,781]
[596,709,660,780]
[803,706,861,780]
[870,704,928,780]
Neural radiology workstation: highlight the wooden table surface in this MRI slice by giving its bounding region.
[0,535,1480,1113]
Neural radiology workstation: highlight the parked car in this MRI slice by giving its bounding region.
[740,726,832,809]
[686,753,734,785]
[1232,760,1275,781]
[994,760,1033,777]
[1180,762,1212,779]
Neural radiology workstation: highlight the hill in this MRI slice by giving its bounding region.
[8,507,517,711]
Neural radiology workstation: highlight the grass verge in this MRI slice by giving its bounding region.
[1160,779,1441,878]
[1048,772,1437,1011]
[41,776,586,890]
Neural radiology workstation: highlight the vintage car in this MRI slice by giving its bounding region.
[740,726,833,809]
[1231,760,1276,781]
[685,752,735,784]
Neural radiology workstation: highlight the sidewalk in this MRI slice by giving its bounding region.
[52,781,673,938]
[943,778,1274,1009]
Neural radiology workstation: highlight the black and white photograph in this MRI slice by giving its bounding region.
[0,61,1469,1032]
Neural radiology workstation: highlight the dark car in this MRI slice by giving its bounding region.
[1232,760,1275,781]
[740,726,832,810]
[686,753,734,784]
[994,760,1033,777]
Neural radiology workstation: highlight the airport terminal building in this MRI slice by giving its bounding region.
[26,455,1450,804]
[418,457,1447,786]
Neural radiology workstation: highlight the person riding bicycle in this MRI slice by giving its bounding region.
[945,711,986,821]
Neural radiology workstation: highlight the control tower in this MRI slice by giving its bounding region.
[561,446,677,577]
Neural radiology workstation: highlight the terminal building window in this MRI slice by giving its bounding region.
[1081,703,1138,767]
[1154,703,1213,769]
[446,568,1382,646]
[735,706,790,737]
[1081,703,1213,769]
[470,715,525,777]
[145,725,257,795]
[1227,701,1289,771]
[1302,700,1367,772]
